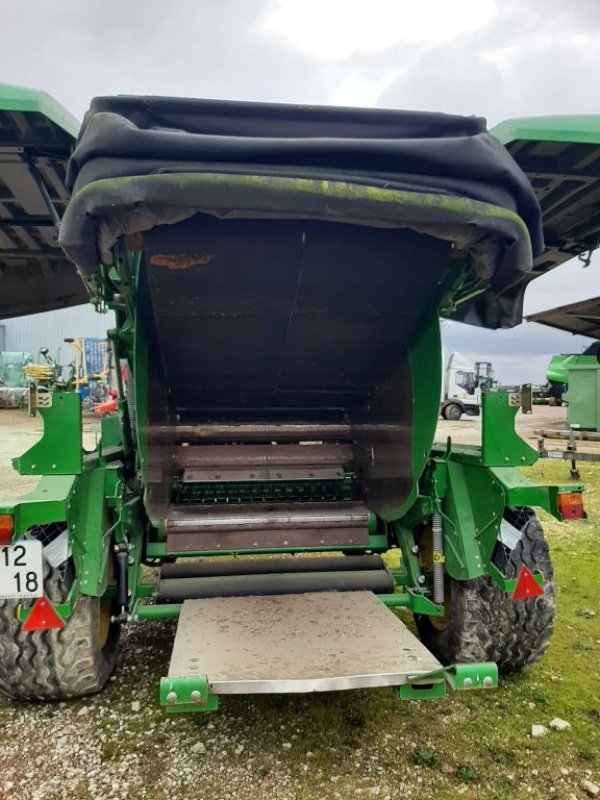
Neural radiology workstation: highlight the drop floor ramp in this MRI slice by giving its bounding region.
[158,590,499,712]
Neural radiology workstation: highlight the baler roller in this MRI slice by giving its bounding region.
[156,422,353,443]
[173,443,353,469]
[167,501,369,533]
[157,568,395,602]
[160,554,383,579]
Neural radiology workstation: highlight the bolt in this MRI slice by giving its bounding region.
[483,676,493,688]
[417,575,426,585]
[463,677,473,688]
[411,545,419,554]
[166,691,177,705]
[190,690,202,703]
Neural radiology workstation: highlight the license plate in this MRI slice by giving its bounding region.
[0,540,44,599]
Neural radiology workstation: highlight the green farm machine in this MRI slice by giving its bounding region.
[0,87,597,712]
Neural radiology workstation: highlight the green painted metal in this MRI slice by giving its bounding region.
[438,459,504,580]
[397,661,497,700]
[489,467,584,521]
[397,680,446,700]
[486,562,544,596]
[0,475,75,538]
[564,364,600,431]
[546,352,598,384]
[446,662,498,690]
[13,392,83,476]
[401,310,444,519]
[132,589,445,624]
[481,392,537,467]
[493,115,600,147]
[99,413,123,455]
[133,604,182,622]
[159,675,218,713]
[173,472,359,505]
[18,579,79,623]
[67,467,112,597]
[0,83,79,137]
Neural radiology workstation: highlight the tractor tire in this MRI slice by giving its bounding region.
[0,528,120,701]
[414,509,555,674]
[443,403,462,421]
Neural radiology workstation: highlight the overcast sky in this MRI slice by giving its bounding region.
[2,0,599,382]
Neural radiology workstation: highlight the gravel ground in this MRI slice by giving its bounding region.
[0,407,598,800]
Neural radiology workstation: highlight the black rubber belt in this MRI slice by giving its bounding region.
[157,568,394,602]
[160,554,383,580]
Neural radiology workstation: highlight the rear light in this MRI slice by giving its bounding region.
[557,491,585,520]
[0,514,14,546]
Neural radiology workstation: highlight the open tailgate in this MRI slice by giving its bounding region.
[0,84,87,319]
[493,115,600,277]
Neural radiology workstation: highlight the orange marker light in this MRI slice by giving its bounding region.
[557,491,585,520]
[0,515,14,547]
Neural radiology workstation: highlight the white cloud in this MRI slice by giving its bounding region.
[0,0,597,371]
[261,0,495,61]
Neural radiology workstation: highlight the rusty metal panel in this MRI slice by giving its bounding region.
[173,443,353,469]
[166,527,370,552]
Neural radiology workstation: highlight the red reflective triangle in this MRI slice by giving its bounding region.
[22,597,65,632]
[512,566,545,601]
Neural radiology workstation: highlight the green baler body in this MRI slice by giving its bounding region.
[0,87,597,709]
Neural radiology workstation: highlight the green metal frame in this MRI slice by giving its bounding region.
[0,83,79,137]
[158,661,498,712]
[493,114,600,147]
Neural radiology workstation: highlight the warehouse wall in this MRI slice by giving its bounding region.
[0,304,115,364]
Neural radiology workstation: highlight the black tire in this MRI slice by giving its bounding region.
[414,509,555,674]
[443,403,462,421]
[0,526,120,701]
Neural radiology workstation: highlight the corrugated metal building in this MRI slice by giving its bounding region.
[0,305,115,362]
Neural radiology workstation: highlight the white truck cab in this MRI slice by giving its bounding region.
[440,350,483,420]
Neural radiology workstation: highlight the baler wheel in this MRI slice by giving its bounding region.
[0,528,120,701]
[414,509,555,674]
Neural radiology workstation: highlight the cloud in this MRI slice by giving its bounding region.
[261,0,495,60]
[1,0,598,372]
[0,0,332,118]
[377,0,600,122]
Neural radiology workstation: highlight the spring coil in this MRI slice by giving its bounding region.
[431,510,445,605]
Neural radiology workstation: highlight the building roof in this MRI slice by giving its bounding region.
[527,296,600,339]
